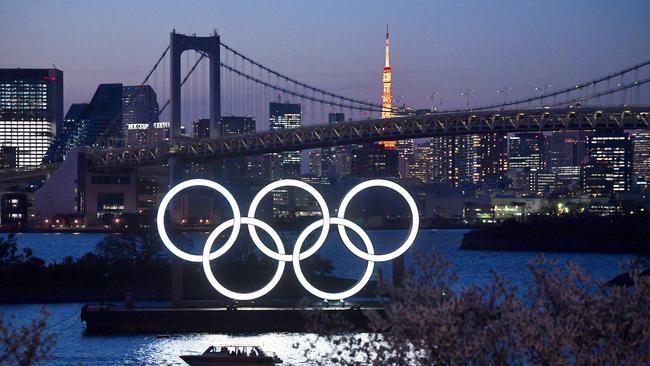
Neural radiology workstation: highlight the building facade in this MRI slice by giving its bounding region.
[269,102,301,179]
[0,68,63,166]
[582,130,632,197]
[123,85,159,147]
[631,130,650,190]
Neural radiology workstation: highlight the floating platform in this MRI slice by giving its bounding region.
[80,304,384,334]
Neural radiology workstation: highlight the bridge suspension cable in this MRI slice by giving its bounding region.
[97,45,170,145]
[220,42,388,112]
[219,59,382,112]
[542,76,650,108]
[446,59,650,112]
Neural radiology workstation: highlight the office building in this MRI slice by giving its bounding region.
[430,136,455,184]
[0,68,63,166]
[582,130,632,197]
[351,143,398,178]
[123,85,159,147]
[408,143,433,184]
[476,133,508,187]
[309,150,322,176]
[396,139,415,179]
[321,112,345,177]
[269,102,301,179]
[631,130,650,189]
[548,131,588,193]
[193,118,210,138]
[509,133,544,170]
[43,84,123,162]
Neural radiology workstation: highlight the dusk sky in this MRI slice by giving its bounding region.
[2,0,649,122]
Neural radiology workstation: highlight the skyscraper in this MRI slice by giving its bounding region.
[351,143,398,178]
[219,116,256,181]
[548,131,588,193]
[476,133,509,187]
[218,116,256,135]
[0,68,63,166]
[122,85,159,147]
[508,133,544,170]
[430,136,455,184]
[408,143,433,184]
[582,130,632,197]
[321,112,344,178]
[308,150,322,177]
[453,134,481,186]
[43,84,122,162]
[269,102,301,179]
[631,130,650,189]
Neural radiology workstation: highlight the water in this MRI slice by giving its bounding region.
[2,230,637,365]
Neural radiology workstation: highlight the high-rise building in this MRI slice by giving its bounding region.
[43,84,123,162]
[81,83,123,146]
[0,68,63,166]
[408,143,433,184]
[476,133,508,187]
[631,130,650,189]
[43,103,89,163]
[396,139,415,179]
[193,118,210,138]
[445,133,509,188]
[508,133,544,170]
[218,116,256,135]
[308,150,322,177]
[220,116,256,181]
[453,134,481,186]
[547,131,588,194]
[122,85,159,147]
[351,143,398,178]
[430,136,455,184]
[269,102,301,179]
[321,112,345,177]
[582,130,632,197]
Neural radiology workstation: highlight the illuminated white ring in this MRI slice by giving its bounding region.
[202,217,285,301]
[293,218,375,301]
[337,179,419,262]
[248,179,330,261]
[157,179,241,262]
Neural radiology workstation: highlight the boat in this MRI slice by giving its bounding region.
[180,345,283,365]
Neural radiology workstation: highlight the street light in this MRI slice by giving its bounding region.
[460,89,475,110]
[496,86,512,104]
[534,84,552,107]
[426,91,442,112]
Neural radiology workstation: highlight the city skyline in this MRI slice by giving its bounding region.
[1,1,649,117]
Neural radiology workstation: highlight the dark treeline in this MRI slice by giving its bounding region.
[0,230,343,304]
[461,213,650,254]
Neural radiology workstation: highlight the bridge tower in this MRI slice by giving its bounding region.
[169,31,222,305]
[170,30,221,140]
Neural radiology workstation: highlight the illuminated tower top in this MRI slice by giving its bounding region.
[380,24,396,149]
[384,25,390,68]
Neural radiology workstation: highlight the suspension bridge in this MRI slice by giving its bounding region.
[2,30,650,179]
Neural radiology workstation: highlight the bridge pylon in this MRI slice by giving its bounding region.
[170,30,221,140]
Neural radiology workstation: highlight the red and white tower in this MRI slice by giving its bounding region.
[381,24,393,119]
[379,24,396,149]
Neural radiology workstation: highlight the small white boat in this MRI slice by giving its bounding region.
[180,345,283,366]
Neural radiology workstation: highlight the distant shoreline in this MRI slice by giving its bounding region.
[0,222,475,234]
[460,214,650,254]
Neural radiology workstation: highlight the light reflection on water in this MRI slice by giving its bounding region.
[3,229,637,365]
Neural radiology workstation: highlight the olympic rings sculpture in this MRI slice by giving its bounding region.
[156,178,419,301]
